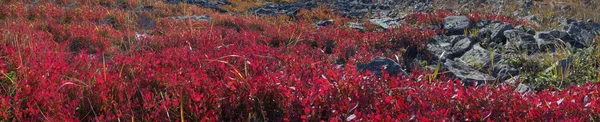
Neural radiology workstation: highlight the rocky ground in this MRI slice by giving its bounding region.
[163,0,600,90]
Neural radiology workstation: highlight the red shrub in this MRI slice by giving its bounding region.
[0,1,597,121]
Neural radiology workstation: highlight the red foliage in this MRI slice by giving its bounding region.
[405,10,528,26]
[0,1,597,121]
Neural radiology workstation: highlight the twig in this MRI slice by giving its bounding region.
[35,101,50,122]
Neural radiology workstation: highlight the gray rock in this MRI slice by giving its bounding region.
[477,28,492,40]
[589,20,600,35]
[492,63,519,81]
[443,59,496,85]
[515,83,531,93]
[427,35,452,60]
[443,16,471,35]
[347,22,366,31]
[564,22,594,48]
[449,35,473,57]
[251,1,316,16]
[316,19,334,27]
[535,31,565,52]
[457,44,502,70]
[522,0,534,9]
[476,19,491,28]
[550,30,569,40]
[489,23,514,43]
[515,25,535,35]
[559,5,571,11]
[503,29,538,54]
[477,28,494,46]
[369,17,401,29]
[427,35,475,61]
[172,14,212,22]
[166,0,229,12]
[504,76,522,85]
[357,57,408,76]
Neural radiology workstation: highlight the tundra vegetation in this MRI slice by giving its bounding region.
[0,0,599,121]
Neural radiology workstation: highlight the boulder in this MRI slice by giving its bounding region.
[347,22,366,31]
[475,19,491,28]
[550,29,569,40]
[503,29,538,54]
[489,23,514,43]
[564,22,594,48]
[427,35,452,60]
[369,17,401,29]
[316,19,334,27]
[589,20,600,35]
[492,62,519,82]
[448,35,474,58]
[427,35,475,61]
[443,59,496,85]
[457,44,502,70]
[443,16,471,35]
[357,57,408,76]
[535,31,566,52]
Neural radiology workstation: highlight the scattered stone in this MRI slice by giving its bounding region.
[443,16,471,35]
[251,0,432,19]
[165,0,230,12]
[522,0,534,9]
[515,25,535,35]
[515,83,531,93]
[448,35,473,58]
[369,17,401,29]
[427,35,452,60]
[251,1,316,16]
[492,63,519,82]
[135,32,151,41]
[316,19,334,27]
[475,19,491,28]
[443,59,496,85]
[503,29,538,54]
[347,22,366,31]
[477,28,493,44]
[489,23,514,43]
[357,57,408,76]
[564,22,594,48]
[504,76,522,85]
[535,31,564,52]
[172,14,212,22]
[457,44,502,70]
[550,29,569,40]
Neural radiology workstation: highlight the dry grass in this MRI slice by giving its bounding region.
[433,0,599,30]
[220,0,266,13]
[529,0,600,30]
[295,5,337,21]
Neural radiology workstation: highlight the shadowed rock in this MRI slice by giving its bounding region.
[443,59,496,86]
[503,29,538,54]
[357,57,408,76]
[443,16,471,35]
